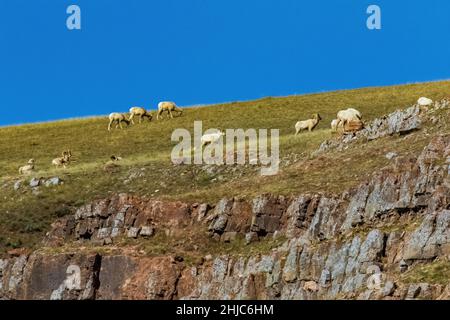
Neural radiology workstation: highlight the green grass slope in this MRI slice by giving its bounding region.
[0,81,449,252]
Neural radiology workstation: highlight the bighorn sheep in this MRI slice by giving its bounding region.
[331,119,341,132]
[129,107,152,124]
[19,159,35,175]
[192,130,225,151]
[295,114,322,135]
[201,130,225,147]
[336,108,362,129]
[108,113,130,131]
[110,155,123,161]
[417,97,433,107]
[156,101,183,120]
[52,151,72,168]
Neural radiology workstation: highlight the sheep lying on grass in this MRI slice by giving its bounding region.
[156,101,183,120]
[108,113,131,131]
[295,114,322,135]
[129,107,152,124]
[110,155,123,161]
[19,159,35,175]
[336,108,362,129]
[52,151,72,169]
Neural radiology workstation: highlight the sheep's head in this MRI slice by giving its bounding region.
[313,113,322,120]
[28,159,35,164]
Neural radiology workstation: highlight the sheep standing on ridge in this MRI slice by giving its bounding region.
[295,114,322,135]
[19,159,35,175]
[129,107,152,124]
[52,151,72,169]
[108,113,130,131]
[336,108,362,129]
[156,101,183,120]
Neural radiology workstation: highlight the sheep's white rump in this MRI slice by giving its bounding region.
[417,97,433,106]
[336,108,362,128]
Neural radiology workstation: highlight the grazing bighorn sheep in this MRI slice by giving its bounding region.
[156,101,183,120]
[52,151,72,168]
[19,159,35,175]
[108,113,130,131]
[336,108,362,129]
[129,107,152,124]
[295,114,322,135]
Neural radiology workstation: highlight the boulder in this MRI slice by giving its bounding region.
[29,178,41,188]
[44,177,62,187]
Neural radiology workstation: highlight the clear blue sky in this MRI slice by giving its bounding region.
[0,0,449,125]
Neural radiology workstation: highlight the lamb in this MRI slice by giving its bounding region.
[330,119,341,132]
[192,130,225,151]
[156,101,183,120]
[52,151,72,168]
[129,107,152,124]
[336,108,362,129]
[201,130,225,147]
[295,114,322,135]
[108,113,130,131]
[19,159,35,175]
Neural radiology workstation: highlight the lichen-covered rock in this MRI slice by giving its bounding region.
[403,210,450,261]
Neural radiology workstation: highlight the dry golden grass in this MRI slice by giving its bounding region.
[0,80,449,252]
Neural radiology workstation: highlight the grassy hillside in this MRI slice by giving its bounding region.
[0,81,449,253]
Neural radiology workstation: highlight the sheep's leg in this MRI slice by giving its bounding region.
[139,115,143,124]
[129,114,135,125]
[108,120,113,131]
[119,121,123,129]
[157,110,162,120]
[169,109,173,119]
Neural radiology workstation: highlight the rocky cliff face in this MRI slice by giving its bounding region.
[1,135,450,299]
